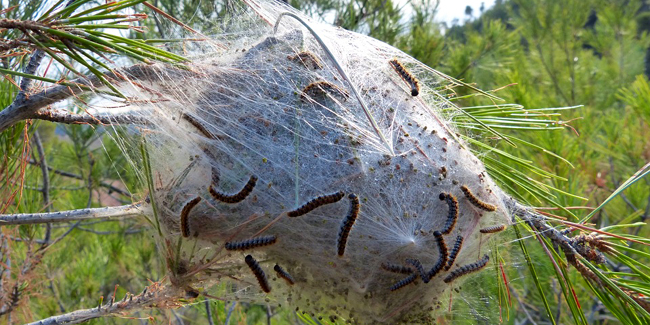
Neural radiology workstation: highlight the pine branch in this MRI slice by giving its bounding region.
[0,202,147,225]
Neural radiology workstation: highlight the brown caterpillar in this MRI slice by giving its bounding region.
[439,193,459,235]
[225,235,277,251]
[381,262,414,275]
[209,175,257,204]
[479,224,507,234]
[460,185,497,212]
[443,254,490,283]
[389,59,420,96]
[180,196,201,238]
[301,81,350,102]
[389,273,417,291]
[244,255,271,293]
[444,235,464,271]
[274,264,296,285]
[287,191,345,217]
[405,258,429,284]
[287,51,323,70]
[427,231,449,278]
[182,113,217,140]
[337,193,360,256]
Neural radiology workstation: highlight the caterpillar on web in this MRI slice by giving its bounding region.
[405,258,429,284]
[225,235,277,251]
[287,191,345,217]
[460,185,497,212]
[389,59,420,96]
[337,193,360,256]
[480,224,507,234]
[444,236,464,271]
[439,193,459,235]
[245,255,271,293]
[381,262,414,275]
[389,273,417,292]
[427,231,449,278]
[180,196,201,238]
[301,81,350,102]
[182,113,217,140]
[443,254,490,284]
[274,264,296,285]
[287,51,323,70]
[209,175,257,204]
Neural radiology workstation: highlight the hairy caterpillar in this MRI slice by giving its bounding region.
[381,262,414,275]
[337,193,360,256]
[427,231,449,278]
[180,196,201,238]
[287,51,323,70]
[274,264,296,285]
[301,81,350,102]
[443,254,490,283]
[209,175,258,204]
[182,113,217,140]
[439,193,458,235]
[444,236,464,271]
[245,255,271,293]
[389,273,417,292]
[460,185,497,212]
[406,258,430,284]
[225,235,277,251]
[287,191,345,217]
[479,224,507,234]
[389,59,420,96]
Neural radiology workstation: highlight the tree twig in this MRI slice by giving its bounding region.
[32,131,52,246]
[0,202,147,225]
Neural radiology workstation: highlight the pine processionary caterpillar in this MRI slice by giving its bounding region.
[427,231,449,278]
[225,235,277,251]
[182,113,217,140]
[209,175,258,204]
[381,262,414,275]
[337,193,360,256]
[389,273,417,292]
[444,235,464,271]
[460,185,497,212]
[245,255,271,293]
[389,59,420,96]
[406,258,430,284]
[443,254,490,283]
[274,264,296,285]
[287,191,345,217]
[287,51,323,70]
[479,224,507,234]
[301,81,350,102]
[439,193,458,235]
[180,196,201,238]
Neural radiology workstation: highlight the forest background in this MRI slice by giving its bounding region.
[1,0,649,324]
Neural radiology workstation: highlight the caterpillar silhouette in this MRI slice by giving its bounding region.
[245,255,271,293]
[389,59,420,96]
[460,185,497,212]
[381,262,414,275]
[287,191,345,217]
[439,193,458,235]
[225,235,277,251]
[274,264,296,285]
[406,258,429,284]
[389,273,417,291]
[443,254,490,283]
[337,193,360,256]
[301,81,349,101]
[209,175,257,204]
[428,231,448,278]
[444,236,464,271]
[180,196,201,238]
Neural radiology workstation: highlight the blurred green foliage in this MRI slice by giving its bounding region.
[1,0,650,324]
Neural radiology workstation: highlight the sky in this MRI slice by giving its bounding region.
[433,0,496,25]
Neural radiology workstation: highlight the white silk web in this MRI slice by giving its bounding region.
[95,0,517,323]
